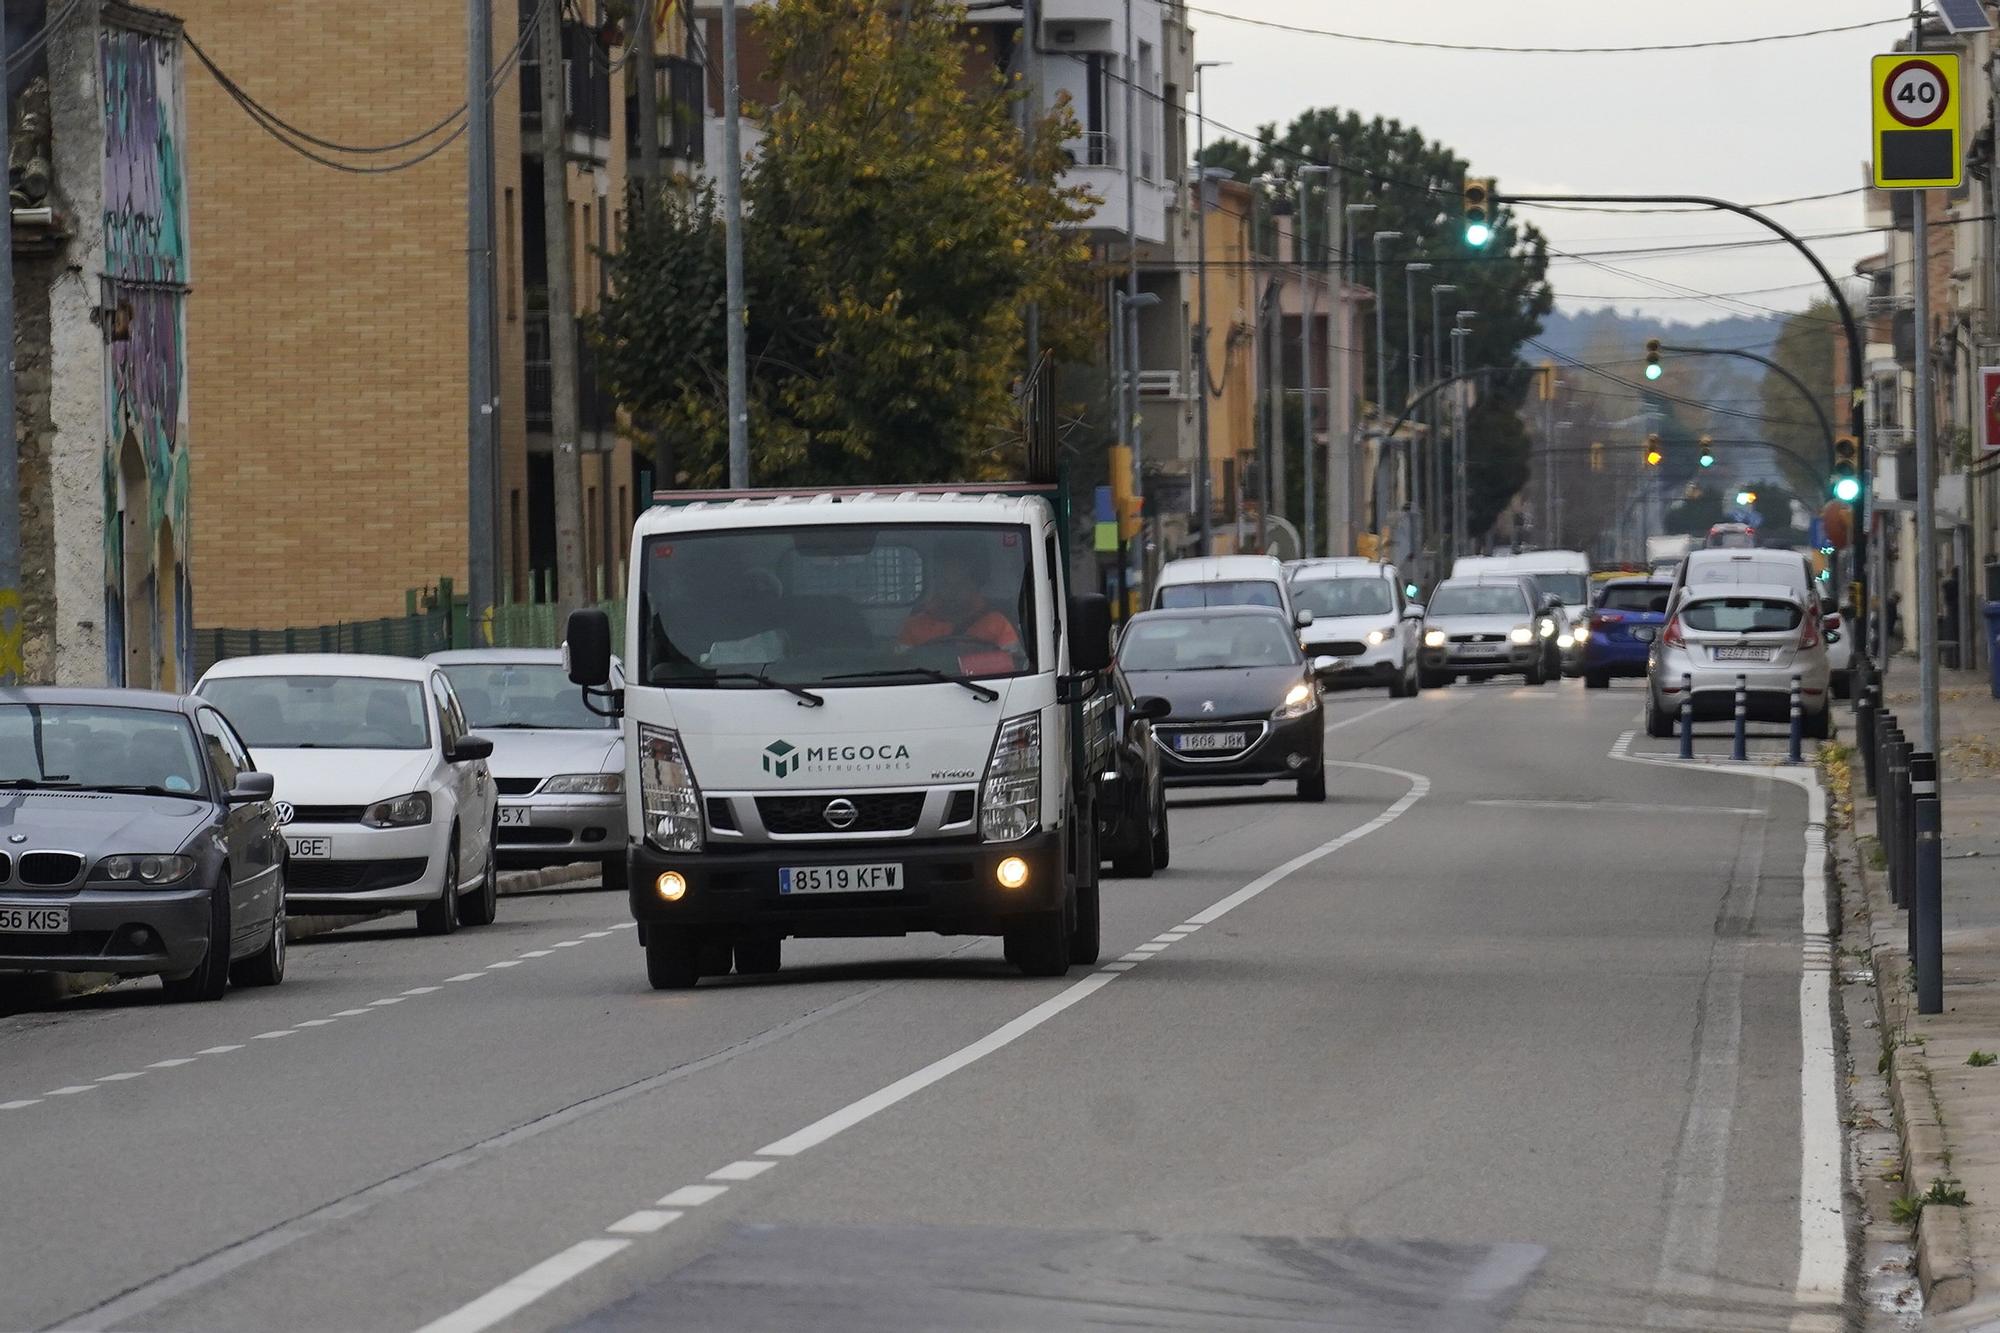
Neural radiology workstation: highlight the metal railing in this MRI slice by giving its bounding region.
[1073,130,1117,167]
[198,590,626,673]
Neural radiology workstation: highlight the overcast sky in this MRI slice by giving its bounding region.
[1190,0,1906,328]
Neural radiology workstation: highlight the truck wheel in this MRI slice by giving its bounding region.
[1069,877,1101,965]
[1005,910,1071,977]
[645,929,701,989]
[1584,670,1609,690]
[734,935,782,975]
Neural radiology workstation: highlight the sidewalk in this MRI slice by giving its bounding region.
[1846,660,2000,1319]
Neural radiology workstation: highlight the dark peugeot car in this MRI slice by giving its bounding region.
[0,689,287,1001]
[1117,607,1328,802]
[1091,666,1171,877]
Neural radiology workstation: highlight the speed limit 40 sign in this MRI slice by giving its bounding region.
[1873,52,1962,189]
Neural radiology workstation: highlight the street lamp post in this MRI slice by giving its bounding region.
[1453,311,1477,557]
[1403,262,1431,559]
[1429,283,1456,578]
[1117,288,1160,602]
[1298,165,1332,557]
[1191,59,1228,555]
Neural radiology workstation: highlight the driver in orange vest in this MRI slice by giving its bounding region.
[900,549,1020,651]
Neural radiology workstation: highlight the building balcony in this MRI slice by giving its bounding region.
[520,19,615,158]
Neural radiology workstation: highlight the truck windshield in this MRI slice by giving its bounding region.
[637,523,1038,688]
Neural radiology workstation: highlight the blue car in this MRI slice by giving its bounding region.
[1581,578,1671,689]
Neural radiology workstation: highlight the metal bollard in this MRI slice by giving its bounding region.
[1731,673,1748,762]
[1912,750,1944,1014]
[1679,672,1694,760]
[1788,674,1804,764]
[1857,686,1879,795]
[1873,712,1896,848]
[1886,734,1909,909]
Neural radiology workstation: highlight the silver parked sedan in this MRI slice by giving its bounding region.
[430,649,628,888]
[1644,582,1833,739]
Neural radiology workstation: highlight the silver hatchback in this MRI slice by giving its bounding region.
[1644,583,1832,739]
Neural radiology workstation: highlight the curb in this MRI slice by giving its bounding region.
[1844,810,1979,1312]
[3,862,609,1008]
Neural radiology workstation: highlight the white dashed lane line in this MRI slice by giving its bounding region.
[1,923,636,1116]
[413,761,1433,1333]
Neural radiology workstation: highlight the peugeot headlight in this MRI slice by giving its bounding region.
[1509,625,1535,646]
[1365,628,1389,647]
[1423,628,1446,648]
[979,712,1042,843]
[362,792,432,828]
[542,773,623,795]
[1272,681,1317,720]
[639,725,703,852]
[96,854,196,885]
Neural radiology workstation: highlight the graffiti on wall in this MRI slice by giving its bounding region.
[98,23,191,688]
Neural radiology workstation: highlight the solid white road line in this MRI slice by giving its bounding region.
[1608,728,1845,1326]
[1469,798,1767,816]
[410,1239,631,1333]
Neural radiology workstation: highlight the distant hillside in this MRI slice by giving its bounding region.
[1538,307,1783,363]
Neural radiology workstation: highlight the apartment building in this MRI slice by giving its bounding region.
[171,0,702,631]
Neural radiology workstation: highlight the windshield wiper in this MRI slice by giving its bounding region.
[0,777,70,788]
[690,670,825,707]
[72,783,186,798]
[822,667,999,702]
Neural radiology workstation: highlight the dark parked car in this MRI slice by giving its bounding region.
[0,688,287,1001]
[1093,666,1171,878]
[1580,578,1671,689]
[1117,607,1328,802]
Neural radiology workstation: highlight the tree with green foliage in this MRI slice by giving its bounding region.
[1762,299,1840,478]
[1203,108,1553,542]
[592,0,1098,488]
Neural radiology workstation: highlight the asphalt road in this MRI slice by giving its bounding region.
[0,679,1842,1332]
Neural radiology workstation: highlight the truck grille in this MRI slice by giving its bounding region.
[756,792,925,835]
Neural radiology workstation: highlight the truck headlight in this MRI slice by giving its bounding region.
[362,792,432,828]
[1423,629,1446,648]
[96,854,196,885]
[1509,625,1535,645]
[1272,681,1316,720]
[638,725,703,852]
[979,713,1041,843]
[542,773,623,795]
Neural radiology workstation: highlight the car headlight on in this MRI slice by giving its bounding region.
[362,792,433,828]
[1423,628,1447,648]
[541,773,623,795]
[1538,617,1556,639]
[1509,625,1536,645]
[1272,681,1317,720]
[1365,628,1389,647]
[1573,625,1590,643]
[96,853,196,886]
[638,725,703,852]
[979,713,1042,843]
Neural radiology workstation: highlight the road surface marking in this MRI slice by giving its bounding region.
[413,762,1429,1333]
[1322,699,1406,732]
[552,940,583,948]
[253,1030,296,1040]
[1469,798,1765,816]
[445,972,486,983]
[332,1008,375,1017]
[606,1210,681,1234]
[294,1019,337,1028]
[366,998,405,1008]
[1609,727,1846,1322]
[0,1098,40,1110]
[708,1159,776,1182]
[519,950,553,958]
[403,986,442,995]
[1117,951,1152,963]
[96,1071,144,1082]
[583,930,612,938]
[1132,943,1170,954]
[46,1085,95,1096]
[197,1044,245,1054]
[411,1239,631,1333]
[147,1058,195,1068]
[1100,962,1136,972]
[485,960,522,969]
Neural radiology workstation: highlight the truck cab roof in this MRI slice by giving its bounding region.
[636,487,1056,537]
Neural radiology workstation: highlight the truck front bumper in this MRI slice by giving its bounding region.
[626,828,1067,939]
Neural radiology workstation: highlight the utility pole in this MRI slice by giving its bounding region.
[466,0,499,630]
[1403,262,1428,557]
[1429,283,1454,575]
[633,0,661,196]
[720,0,749,485]
[1298,166,1329,558]
[539,0,585,618]
[1264,272,1284,545]
[1191,61,1224,555]
[1122,0,1143,578]
[1452,315,1474,555]
[0,12,19,685]
[1022,0,1040,371]
[1339,201,1375,557]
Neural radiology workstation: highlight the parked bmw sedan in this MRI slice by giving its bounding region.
[0,689,286,1001]
[1644,583,1832,739]
[1116,607,1329,802]
[197,655,500,934]
[430,648,628,888]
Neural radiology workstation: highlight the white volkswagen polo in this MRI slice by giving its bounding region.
[195,654,500,934]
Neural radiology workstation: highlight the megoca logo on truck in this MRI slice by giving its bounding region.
[762,740,800,779]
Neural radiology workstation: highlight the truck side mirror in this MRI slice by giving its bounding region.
[565,609,614,687]
[1068,594,1112,674]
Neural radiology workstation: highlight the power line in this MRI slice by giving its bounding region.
[6,0,85,75]
[1182,6,1903,54]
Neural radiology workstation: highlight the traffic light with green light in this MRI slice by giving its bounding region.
[1644,339,1662,381]
[1644,434,1663,466]
[1463,177,1494,248]
[1698,435,1714,468]
[1831,435,1861,503]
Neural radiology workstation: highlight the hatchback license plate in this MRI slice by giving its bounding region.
[1175,731,1245,753]
[1458,642,1505,657]
[0,904,67,934]
[498,806,532,827]
[286,837,332,860]
[780,863,902,895]
[1713,646,1773,662]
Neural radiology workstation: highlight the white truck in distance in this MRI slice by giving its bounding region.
[564,486,1114,989]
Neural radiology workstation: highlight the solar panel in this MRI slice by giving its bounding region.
[1935,0,1993,35]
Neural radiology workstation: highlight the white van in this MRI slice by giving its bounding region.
[1153,555,1311,631]
[1286,557,1423,695]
